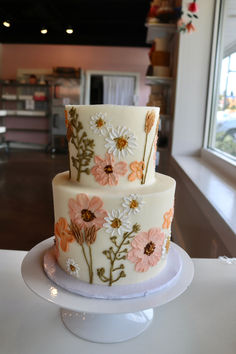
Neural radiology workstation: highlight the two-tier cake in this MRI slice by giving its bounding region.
[52,105,175,286]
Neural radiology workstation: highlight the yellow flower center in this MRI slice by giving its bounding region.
[81,209,96,222]
[104,164,113,174]
[115,136,128,150]
[144,241,156,256]
[96,117,105,128]
[111,218,122,229]
[129,199,138,209]
[70,264,76,272]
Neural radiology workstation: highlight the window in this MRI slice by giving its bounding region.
[207,0,236,162]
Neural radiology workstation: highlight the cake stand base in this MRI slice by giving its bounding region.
[21,237,194,344]
[60,308,154,343]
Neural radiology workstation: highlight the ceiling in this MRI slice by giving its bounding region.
[0,0,150,47]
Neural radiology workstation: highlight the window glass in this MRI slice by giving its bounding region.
[209,0,236,160]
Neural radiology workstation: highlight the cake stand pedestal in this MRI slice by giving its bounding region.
[21,238,194,343]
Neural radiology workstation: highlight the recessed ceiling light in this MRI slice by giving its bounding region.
[3,20,10,28]
[66,26,73,34]
[41,27,48,34]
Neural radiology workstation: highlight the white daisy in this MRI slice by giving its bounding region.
[122,194,144,216]
[66,258,80,277]
[103,209,131,236]
[105,126,137,159]
[90,112,111,136]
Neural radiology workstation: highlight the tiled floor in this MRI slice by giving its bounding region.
[0,149,68,250]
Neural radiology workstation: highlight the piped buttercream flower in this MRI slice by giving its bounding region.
[122,194,144,215]
[104,209,131,236]
[105,126,137,159]
[68,194,108,231]
[90,112,111,136]
[127,228,165,272]
[66,258,80,277]
[91,153,128,186]
[54,217,75,252]
[162,208,174,229]
[128,161,144,182]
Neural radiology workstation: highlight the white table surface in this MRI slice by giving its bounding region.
[0,249,236,354]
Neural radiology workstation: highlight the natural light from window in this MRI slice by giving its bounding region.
[209,0,236,162]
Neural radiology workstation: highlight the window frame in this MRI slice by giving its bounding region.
[203,0,236,176]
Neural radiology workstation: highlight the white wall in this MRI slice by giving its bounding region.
[172,0,216,156]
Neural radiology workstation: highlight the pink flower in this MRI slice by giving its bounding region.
[127,228,165,272]
[68,193,108,230]
[91,153,127,186]
[177,18,186,29]
[188,2,198,13]
[186,21,196,33]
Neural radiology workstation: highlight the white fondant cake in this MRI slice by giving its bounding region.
[52,105,175,286]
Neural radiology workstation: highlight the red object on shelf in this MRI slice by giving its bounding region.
[33,96,47,101]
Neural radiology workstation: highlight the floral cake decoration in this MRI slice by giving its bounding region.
[66,107,95,182]
[54,189,174,285]
[91,153,127,186]
[65,107,159,186]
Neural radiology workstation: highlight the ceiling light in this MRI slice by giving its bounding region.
[3,20,10,28]
[41,27,48,34]
[66,26,73,34]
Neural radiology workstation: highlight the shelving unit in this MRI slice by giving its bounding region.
[145,23,179,173]
[145,23,177,43]
[0,82,51,149]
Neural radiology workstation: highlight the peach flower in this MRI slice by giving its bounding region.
[127,228,165,272]
[128,161,145,182]
[54,217,75,252]
[186,22,196,33]
[162,208,174,229]
[91,153,127,186]
[68,193,108,231]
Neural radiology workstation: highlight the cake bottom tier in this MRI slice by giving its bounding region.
[52,171,176,286]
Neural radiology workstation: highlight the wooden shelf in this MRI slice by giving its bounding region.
[145,23,177,43]
[145,66,174,86]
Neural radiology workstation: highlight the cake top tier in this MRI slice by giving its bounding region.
[65,104,160,189]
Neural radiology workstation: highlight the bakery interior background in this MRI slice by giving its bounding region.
[0,0,235,258]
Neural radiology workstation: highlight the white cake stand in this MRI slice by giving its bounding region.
[21,237,194,343]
